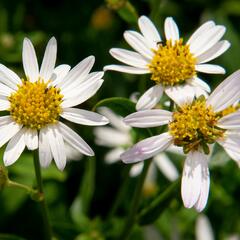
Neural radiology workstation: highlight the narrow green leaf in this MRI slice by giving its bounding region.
[137,179,180,225]
[0,234,27,240]
[118,2,138,24]
[79,157,96,214]
[93,97,136,116]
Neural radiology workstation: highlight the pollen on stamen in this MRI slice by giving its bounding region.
[8,79,63,130]
[148,39,196,86]
[168,98,225,154]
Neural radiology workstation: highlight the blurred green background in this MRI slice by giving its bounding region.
[0,0,240,239]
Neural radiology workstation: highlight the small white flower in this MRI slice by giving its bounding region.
[0,37,109,170]
[104,16,230,111]
[121,70,240,211]
[94,107,179,181]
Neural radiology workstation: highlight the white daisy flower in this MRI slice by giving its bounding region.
[104,16,230,110]
[94,107,179,181]
[120,70,240,211]
[0,37,109,170]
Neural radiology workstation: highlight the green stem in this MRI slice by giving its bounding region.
[7,180,37,194]
[119,160,151,240]
[108,165,131,218]
[33,150,53,240]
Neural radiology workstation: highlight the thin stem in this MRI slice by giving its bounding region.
[119,160,151,240]
[7,180,37,194]
[108,165,131,218]
[33,150,53,240]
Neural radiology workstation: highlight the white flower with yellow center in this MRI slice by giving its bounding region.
[94,107,179,181]
[0,37,109,170]
[120,70,240,211]
[104,16,230,110]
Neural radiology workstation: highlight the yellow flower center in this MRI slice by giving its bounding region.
[168,98,225,154]
[8,79,63,130]
[148,39,196,86]
[218,104,240,117]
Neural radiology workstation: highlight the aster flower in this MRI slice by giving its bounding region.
[104,16,230,110]
[94,107,179,180]
[0,37,109,170]
[120,70,240,211]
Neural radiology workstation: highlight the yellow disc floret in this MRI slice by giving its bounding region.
[148,39,196,86]
[8,79,63,130]
[168,97,225,154]
[218,104,240,117]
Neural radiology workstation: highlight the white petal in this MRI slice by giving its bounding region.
[46,124,66,171]
[217,133,240,165]
[109,48,149,68]
[61,108,109,126]
[194,87,209,98]
[195,64,225,74]
[22,38,39,82]
[104,64,150,74]
[97,107,130,132]
[181,151,207,209]
[0,96,10,111]
[124,109,172,128]
[0,116,13,127]
[196,40,230,64]
[196,215,214,240]
[206,70,240,112]
[120,132,173,163]
[154,153,179,181]
[0,121,22,148]
[50,64,71,86]
[167,144,184,155]
[129,162,144,177]
[0,82,15,96]
[62,71,103,98]
[189,25,226,56]
[194,162,210,212]
[39,127,52,168]
[58,121,94,156]
[105,147,125,164]
[40,37,57,81]
[164,17,179,42]
[94,127,131,147]
[3,128,26,166]
[59,56,95,92]
[61,79,104,108]
[187,21,215,46]
[0,64,21,90]
[24,128,38,150]
[187,77,211,93]
[217,111,240,130]
[165,84,195,107]
[65,142,82,161]
[123,30,154,59]
[136,85,163,110]
[138,15,161,48]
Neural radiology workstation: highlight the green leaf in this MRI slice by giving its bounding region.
[79,157,96,214]
[93,97,136,116]
[137,179,180,225]
[70,157,95,227]
[117,2,138,25]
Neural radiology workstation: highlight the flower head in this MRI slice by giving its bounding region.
[104,16,230,110]
[0,37,109,170]
[121,70,240,211]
